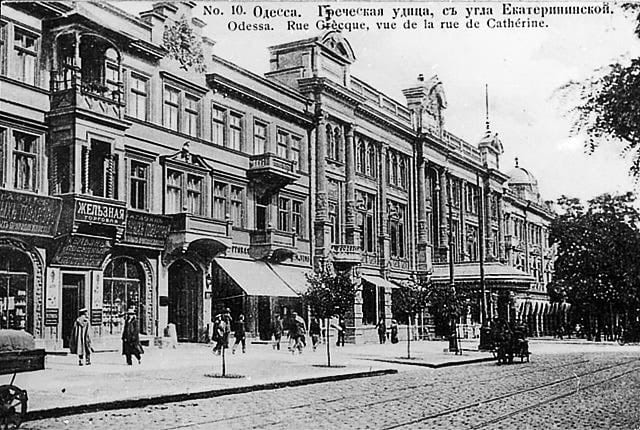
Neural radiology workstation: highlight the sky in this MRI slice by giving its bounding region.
[118,1,640,203]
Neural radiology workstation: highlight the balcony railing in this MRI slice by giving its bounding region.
[249,228,297,260]
[170,213,231,237]
[389,256,410,270]
[50,68,124,119]
[247,153,300,192]
[331,244,362,265]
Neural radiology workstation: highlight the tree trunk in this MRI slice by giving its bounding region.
[221,345,226,377]
[407,317,411,359]
[326,317,331,367]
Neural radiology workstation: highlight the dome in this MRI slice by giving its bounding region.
[506,158,538,187]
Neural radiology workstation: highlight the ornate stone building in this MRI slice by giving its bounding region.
[0,2,559,348]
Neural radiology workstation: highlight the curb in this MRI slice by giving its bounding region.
[25,368,397,421]
[364,356,495,368]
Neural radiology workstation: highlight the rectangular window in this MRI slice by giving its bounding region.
[163,86,179,131]
[183,94,200,137]
[14,29,37,85]
[128,74,148,121]
[229,113,242,151]
[166,170,183,214]
[0,22,7,76]
[253,121,267,155]
[256,194,268,230]
[292,200,303,237]
[212,106,225,146]
[13,132,38,191]
[230,186,244,227]
[291,136,301,168]
[213,182,227,220]
[186,174,203,215]
[0,128,5,187]
[129,160,148,210]
[278,197,290,232]
[276,130,288,159]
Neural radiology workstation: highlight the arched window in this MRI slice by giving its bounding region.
[326,124,334,160]
[103,257,146,335]
[399,158,407,189]
[333,127,342,161]
[391,153,398,185]
[0,248,32,332]
[356,139,364,173]
[368,143,376,178]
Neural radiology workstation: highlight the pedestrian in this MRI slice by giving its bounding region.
[232,314,246,354]
[292,311,306,354]
[310,317,321,351]
[222,308,233,348]
[390,319,399,344]
[272,314,283,350]
[376,318,386,344]
[212,314,226,355]
[122,307,144,365]
[69,308,92,366]
[336,316,346,347]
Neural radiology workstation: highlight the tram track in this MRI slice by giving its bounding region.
[379,358,640,430]
[158,357,604,430]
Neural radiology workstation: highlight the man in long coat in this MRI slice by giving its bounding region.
[70,308,92,366]
[122,308,144,365]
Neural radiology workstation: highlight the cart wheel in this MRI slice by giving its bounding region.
[0,385,27,430]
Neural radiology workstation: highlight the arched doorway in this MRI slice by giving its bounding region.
[168,260,200,342]
[103,257,146,336]
[0,248,33,333]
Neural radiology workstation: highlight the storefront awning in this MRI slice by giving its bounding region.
[431,262,534,288]
[361,275,398,290]
[214,258,299,298]
[268,263,312,294]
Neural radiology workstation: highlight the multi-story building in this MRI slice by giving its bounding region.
[0,2,561,349]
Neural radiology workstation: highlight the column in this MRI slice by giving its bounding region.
[484,182,493,260]
[438,167,449,261]
[379,143,389,269]
[82,146,89,194]
[416,145,430,274]
[345,123,357,245]
[459,180,467,261]
[314,111,330,267]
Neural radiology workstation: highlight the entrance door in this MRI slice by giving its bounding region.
[62,274,85,348]
[168,260,200,342]
[258,296,271,340]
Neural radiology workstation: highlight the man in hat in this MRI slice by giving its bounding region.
[122,307,144,365]
[70,308,92,366]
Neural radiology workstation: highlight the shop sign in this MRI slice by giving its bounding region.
[45,309,59,326]
[0,189,62,236]
[124,212,172,248]
[52,235,112,269]
[74,199,126,227]
[91,271,103,326]
[45,268,61,326]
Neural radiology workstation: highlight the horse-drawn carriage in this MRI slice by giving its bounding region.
[0,330,46,429]
[489,322,530,365]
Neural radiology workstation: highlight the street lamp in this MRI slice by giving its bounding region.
[447,170,460,355]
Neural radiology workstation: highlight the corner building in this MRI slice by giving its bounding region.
[0,2,562,348]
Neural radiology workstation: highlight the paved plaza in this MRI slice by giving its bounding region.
[17,341,640,429]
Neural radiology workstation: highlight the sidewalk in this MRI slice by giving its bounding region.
[14,339,500,420]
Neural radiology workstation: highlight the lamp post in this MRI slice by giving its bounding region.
[447,170,460,355]
[477,172,491,350]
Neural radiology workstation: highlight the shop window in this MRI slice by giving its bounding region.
[361,282,376,325]
[253,121,267,155]
[103,258,146,335]
[128,73,148,121]
[0,248,32,332]
[129,160,149,210]
[13,29,37,85]
[13,131,39,191]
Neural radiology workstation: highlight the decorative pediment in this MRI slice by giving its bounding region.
[160,142,212,173]
[163,15,206,73]
[319,31,355,64]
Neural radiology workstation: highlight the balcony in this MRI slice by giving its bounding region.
[331,244,362,265]
[165,213,232,263]
[50,68,126,124]
[247,153,300,194]
[249,228,297,261]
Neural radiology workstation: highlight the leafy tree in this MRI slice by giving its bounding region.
[302,268,356,366]
[425,283,467,339]
[556,4,640,177]
[392,278,429,358]
[549,193,640,341]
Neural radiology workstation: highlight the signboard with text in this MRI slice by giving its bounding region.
[124,211,172,248]
[45,268,60,326]
[51,235,112,269]
[74,199,126,227]
[0,189,62,236]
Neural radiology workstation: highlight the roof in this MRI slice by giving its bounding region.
[431,262,534,288]
[506,159,538,187]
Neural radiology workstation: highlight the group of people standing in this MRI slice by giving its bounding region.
[376,318,400,344]
[69,307,144,366]
[211,308,247,355]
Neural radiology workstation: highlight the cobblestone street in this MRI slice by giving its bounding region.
[23,349,640,430]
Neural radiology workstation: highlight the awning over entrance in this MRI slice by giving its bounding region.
[431,262,534,288]
[268,263,312,294]
[214,258,299,298]
[361,275,398,290]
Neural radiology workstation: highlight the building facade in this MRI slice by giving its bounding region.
[0,2,560,348]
